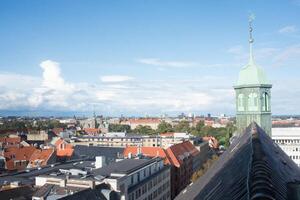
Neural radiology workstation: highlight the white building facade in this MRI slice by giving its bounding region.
[272,127,300,167]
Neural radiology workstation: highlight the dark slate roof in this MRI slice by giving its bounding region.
[72,145,124,162]
[175,123,300,200]
[32,184,54,198]
[0,185,36,200]
[92,158,157,177]
[59,183,119,200]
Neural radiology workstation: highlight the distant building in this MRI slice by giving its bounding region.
[121,118,161,130]
[71,133,201,149]
[272,127,300,166]
[83,128,100,136]
[27,130,49,141]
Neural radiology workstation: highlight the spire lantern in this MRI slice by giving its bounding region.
[234,15,272,137]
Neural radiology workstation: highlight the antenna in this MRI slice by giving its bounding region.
[248,13,255,63]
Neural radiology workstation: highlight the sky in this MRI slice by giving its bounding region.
[1,0,300,117]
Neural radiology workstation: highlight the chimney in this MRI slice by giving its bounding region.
[95,156,106,169]
[128,152,132,159]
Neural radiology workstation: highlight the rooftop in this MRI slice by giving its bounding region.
[175,123,300,200]
[92,158,159,177]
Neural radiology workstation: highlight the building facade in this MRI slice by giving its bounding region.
[234,18,272,136]
[93,158,171,200]
[272,127,300,167]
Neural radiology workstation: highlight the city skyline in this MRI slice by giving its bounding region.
[1,0,300,116]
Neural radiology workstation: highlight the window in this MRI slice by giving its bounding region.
[238,94,244,111]
[248,93,258,111]
[262,92,269,111]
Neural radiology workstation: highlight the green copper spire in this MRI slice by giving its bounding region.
[234,15,272,137]
[237,14,269,86]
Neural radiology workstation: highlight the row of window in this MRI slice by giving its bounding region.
[129,171,170,200]
[289,155,300,160]
[129,186,170,200]
[274,139,300,144]
[237,92,269,111]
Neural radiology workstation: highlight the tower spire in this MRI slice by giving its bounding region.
[248,14,255,64]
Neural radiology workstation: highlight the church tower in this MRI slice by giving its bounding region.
[234,16,272,136]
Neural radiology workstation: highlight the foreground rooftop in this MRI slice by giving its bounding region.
[175,122,300,200]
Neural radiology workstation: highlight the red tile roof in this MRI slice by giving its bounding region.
[124,141,199,168]
[29,148,55,167]
[83,128,99,134]
[123,146,171,164]
[55,138,74,157]
[3,146,36,171]
[166,141,199,167]
[203,136,219,149]
[0,137,21,147]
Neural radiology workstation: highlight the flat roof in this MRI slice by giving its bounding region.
[92,158,159,177]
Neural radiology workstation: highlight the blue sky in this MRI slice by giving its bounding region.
[1,0,300,116]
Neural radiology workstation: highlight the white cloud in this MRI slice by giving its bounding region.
[278,25,297,34]
[100,75,134,83]
[40,60,75,92]
[137,58,196,68]
[1,56,300,115]
[273,44,300,64]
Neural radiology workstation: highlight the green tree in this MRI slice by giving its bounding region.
[133,125,155,135]
[157,121,174,133]
[174,120,190,132]
[108,124,131,132]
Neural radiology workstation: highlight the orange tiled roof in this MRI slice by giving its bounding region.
[124,146,171,164]
[166,141,199,167]
[83,128,99,133]
[0,137,21,145]
[55,138,74,157]
[29,148,55,167]
[203,136,219,149]
[3,146,36,171]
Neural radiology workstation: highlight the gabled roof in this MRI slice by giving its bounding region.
[175,123,300,200]
[0,137,21,147]
[166,141,199,167]
[124,141,199,168]
[29,148,55,167]
[55,138,74,157]
[3,146,36,170]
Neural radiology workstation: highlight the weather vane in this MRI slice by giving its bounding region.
[248,13,255,44]
[248,13,255,63]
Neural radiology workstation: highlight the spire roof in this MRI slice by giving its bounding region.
[236,16,269,86]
